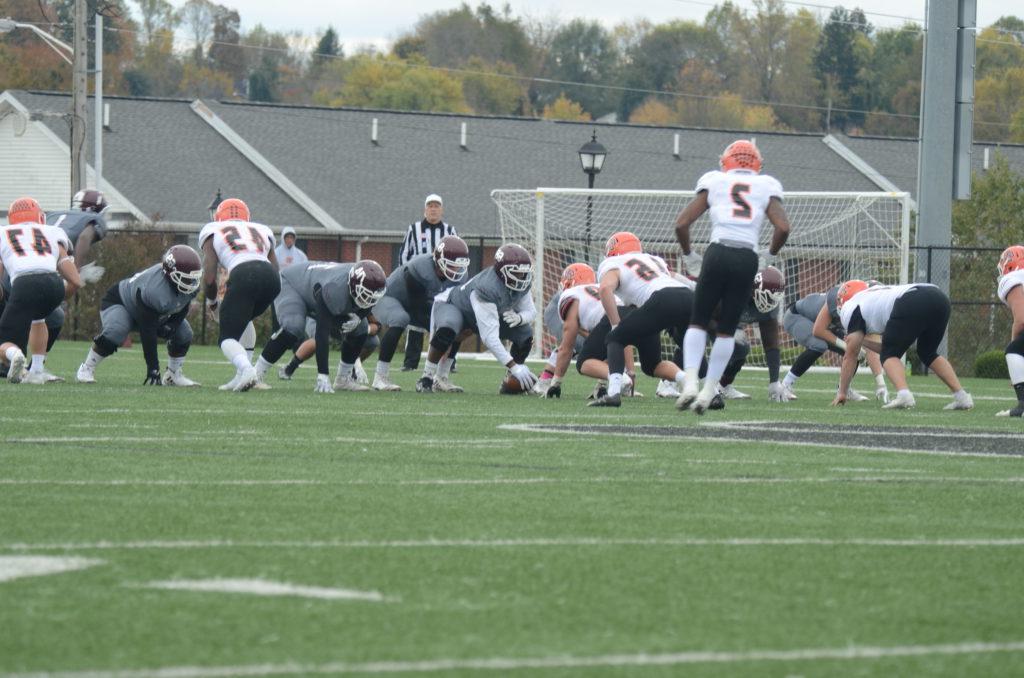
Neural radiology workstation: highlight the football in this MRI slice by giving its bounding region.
[499,371,528,395]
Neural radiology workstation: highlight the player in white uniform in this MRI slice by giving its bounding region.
[590,232,695,408]
[199,198,280,392]
[834,280,972,410]
[0,197,83,384]
[674,140,791,414]
[995,245,1024,417]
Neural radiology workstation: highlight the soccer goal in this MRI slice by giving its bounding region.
[491,188,913,366]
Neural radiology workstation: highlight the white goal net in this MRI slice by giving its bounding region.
[491,188,911,367]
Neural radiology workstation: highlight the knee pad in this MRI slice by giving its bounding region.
[510,337,534,364]
[1007,332,1024,357]
[93,334,120,357]
[732,340,751,363]
[430,326,456,353]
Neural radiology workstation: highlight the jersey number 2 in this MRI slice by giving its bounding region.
[5,228,52,257]
[221,226,265,253]
[731,183,752,219]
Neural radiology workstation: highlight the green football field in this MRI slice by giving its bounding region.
[2,340,1023,677]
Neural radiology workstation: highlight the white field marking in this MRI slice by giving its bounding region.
[499,423,1024,460]
[5,536,1024,552]
[0,480,327,486]
[728,381,1014,403]
[6,640,1024,677]
[0,556,103,583]
[830,467,927,474]
[0,436,553,448]
[64,423,160,430]
[138,578,388,602]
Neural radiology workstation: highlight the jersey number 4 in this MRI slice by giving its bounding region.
[730,183,752,219]
[221,225,266,253]
[625,257,666,282]
[5,228,53,257]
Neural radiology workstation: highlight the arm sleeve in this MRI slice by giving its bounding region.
[695,170,718,192]
[767,176,784,200]
[313,285,335,376]
[400,226,415,265]
[134,289,161,372]
[513,292,537,324]
[846,307,867,335]
[470,290,512,365]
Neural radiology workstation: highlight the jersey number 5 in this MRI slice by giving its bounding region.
[731,183,752,219]
[5,228,53,257]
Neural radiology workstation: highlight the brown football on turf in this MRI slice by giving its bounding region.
[499,372,528,395]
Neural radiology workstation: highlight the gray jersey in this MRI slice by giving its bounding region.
[385,254,450,308]
[118,264,195,323]
[543,293,563,342]
[793,293,826,322]
[448,268,529,318]
[280,261,357,317]
[739,298,778,326]
[46,210,108,252]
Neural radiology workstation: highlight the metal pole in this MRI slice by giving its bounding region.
[71,0,88,197]
[94,12,103,193]
[585,172,595,265]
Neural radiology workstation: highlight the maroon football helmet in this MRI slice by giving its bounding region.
[162,245,203,294]
[493,244,533,292]
[349,260,387,309]
[752,265,785,313]
[434,235,470,282]
[72,189,109,214]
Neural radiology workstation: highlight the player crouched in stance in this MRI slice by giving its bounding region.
[675,140,791,414]
[590,232,693,408]
[199,199,280,392]
[371,235,470,391]
[419,244,536,393]
[254,260,387,393]
[996,245,1024,417]
[0,198,82,383]
[76,246,202,386]
[833,280,972,410]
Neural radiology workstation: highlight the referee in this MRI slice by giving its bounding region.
[399,194,458,370]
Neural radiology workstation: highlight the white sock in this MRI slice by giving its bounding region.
[5,346,21,362]
[898,388,912,400]
[673,370,685,385]
[783,371,798,388]
[29,355,45,373]
[221,339,250,372]
[683,327,707,370]
[422,361,438,378]
[84,348,104,369]
[240,322,256,361]
[437,357,453,380]
[704,336,736,389]
[168,356,185,372]
[953,388,967,398]
[339,361,354,380]
[255,356,272,378]
[1007,353,1024,384]
[375,361,391,378]
[607,372,623,397]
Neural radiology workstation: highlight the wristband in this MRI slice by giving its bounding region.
[834,338,847,352]
[875,373,886,387]
[550,376,562,387]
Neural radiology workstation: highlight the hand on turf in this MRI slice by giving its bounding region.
[79,261,105,284]
[315,373,334,394]
[340,313,360,334]
[502,310,525,327]
[545,377,562,399]
[510,363,537,390]
[875,384,889,403]
[831,392,847,406]
[143,368,162,385]
[683,251,703,277]
[768,381,787,402]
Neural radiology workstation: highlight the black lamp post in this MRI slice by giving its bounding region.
[207,189,223,222]
[578,131,608,261]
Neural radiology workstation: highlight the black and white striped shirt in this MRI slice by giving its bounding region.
[400,219,457,266]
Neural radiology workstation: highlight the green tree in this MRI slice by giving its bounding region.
[208,4,244,88]
[976,18,1024,79]
[771,9,823,130]
[813,6,870,130]
[460,57,528,115]
[178,0,216,65]
[975,67,1024,142]
[537,19,619,117]
[134,0,178,46]
[952,154,1024,247]
[405,3,533,73]
[313,27,341,66]
[541,93,589,121]
[329,55,469,113]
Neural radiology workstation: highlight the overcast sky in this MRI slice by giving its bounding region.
[227,0,1021,50]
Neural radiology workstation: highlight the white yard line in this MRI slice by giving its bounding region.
[6,640,1024,677]
[0,556,103,583]
[4,536,1024,552]
[138,578,388,602]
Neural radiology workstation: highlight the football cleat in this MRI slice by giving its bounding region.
[75,363,96,384]
[218,370,241,391]
[353,359,369,385]
[708,393,726,410]
[587,393,621,408]
[7,350,27,384]
[372,375,402,391]
[996,402,1024,417]
[278,366,294,380]
[943,392,974,411]
[42,370,65,383]
[676,380,700,411]
[656,379,681,398]
[588,381,608,400]
[233,366,259,392]
[720,384,751,400]
[22,371,48,385]
[845,388,869,402]
[691,383,718,416]
[433,377,464,393]
[334,375,370,392]
[162,369,200,387]
[882,391,916,409]
[415,376,434,393]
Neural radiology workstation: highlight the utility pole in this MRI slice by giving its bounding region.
[94,11,103,193]
[71,0,88,197]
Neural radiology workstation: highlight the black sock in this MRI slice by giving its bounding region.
[285,356,303,376]
[1015,382,1024,402]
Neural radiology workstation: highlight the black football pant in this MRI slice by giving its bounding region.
[881,286,950,366]
[0,272,64,353]
[690,242,759,335]
[606,287,691,377]
[219,260,280,344]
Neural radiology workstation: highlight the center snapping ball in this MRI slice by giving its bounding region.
[499,371,528,395]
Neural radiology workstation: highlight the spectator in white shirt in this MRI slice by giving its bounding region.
[274,227,308,269]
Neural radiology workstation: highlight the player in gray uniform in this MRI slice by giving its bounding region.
[75,245,202,385]
[370,236,470,391]
[254,260,387,393]
[780,285,887,401]
[417,244,537,393]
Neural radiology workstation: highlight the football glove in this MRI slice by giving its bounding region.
[502,310,526,327]
[79,262,105,284]
[683,251,702,277]
[875,374,889,403]
[768,381,789,402]
[143,368,162,386]
[206,298,219,316]
[315,373,334,393]
[510,363,537,390]
[340,313,360,334]
[545,376,562,399]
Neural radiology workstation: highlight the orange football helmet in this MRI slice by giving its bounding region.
[215,198,250,222]
[998,245,1024,276]
[605,231,642,257]
[7,197,45,225]
[561,263,596,290]
[836,279,869,311]
[720,140,763,173]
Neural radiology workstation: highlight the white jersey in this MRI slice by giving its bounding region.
[199,220,276,273]
[558,284,620,333]
[839,283,935,334]
[597,252,692,308]
[696,169,783,249]
[0,223,71,281]
[997,270,1024,304]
